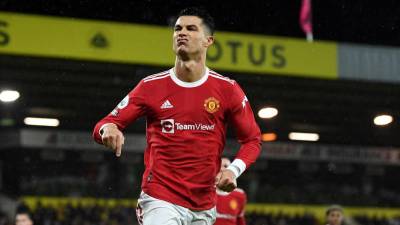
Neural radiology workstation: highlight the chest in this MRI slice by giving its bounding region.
[147,85,228,122]
[217,195,242,213]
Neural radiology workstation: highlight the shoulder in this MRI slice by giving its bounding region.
[142,70,171,83]
[232,188,247,198]
[233,188,245,194]
[129,70,170,95]
[208,70,236,86]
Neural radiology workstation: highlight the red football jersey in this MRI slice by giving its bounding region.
[215,188,247,225]
[93,68,261,210]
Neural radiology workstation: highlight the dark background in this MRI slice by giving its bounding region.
[1,0,400,46]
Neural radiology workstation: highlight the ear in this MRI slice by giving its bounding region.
[204,36,214,48]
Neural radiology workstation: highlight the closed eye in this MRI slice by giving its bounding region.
[174,25,198,32]
[186,25,198,31]
[174,25,182,31]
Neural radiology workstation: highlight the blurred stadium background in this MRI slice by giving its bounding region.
[1,0,400,224]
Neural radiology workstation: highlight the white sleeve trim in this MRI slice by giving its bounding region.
[227,159,246,179]
[99,123,116,137]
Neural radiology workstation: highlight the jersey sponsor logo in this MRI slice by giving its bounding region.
[161,119,175,133]
[204,97,220,113]
[161,119,215,133]
[160,100,174,109]
[175,123,215,131]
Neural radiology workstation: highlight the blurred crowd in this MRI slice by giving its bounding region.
[246,212,318,225]
[352,216,400,225]
[0,203,399,225]
[11,159,400,208]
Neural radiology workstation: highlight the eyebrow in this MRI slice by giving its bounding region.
[174,24,199,29]
[187,25,198,29]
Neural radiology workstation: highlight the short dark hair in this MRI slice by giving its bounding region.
[16,204,33,220]
[176,7,215,35]
[326,205,343,216]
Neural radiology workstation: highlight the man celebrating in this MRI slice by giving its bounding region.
[93,7,261,225]
[215,158,247,225]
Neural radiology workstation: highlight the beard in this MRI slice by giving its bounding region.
[175,45,203,61]
[177,47,190,61]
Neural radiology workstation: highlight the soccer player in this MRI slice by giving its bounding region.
[93,7,261,225]
[15,211,33,225]
[326,205,344,225]
[215,158,247,225]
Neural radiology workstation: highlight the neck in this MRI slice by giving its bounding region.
[174,53,207,82]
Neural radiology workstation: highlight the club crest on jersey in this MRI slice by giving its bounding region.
[204,97,220,113]
[229,199,238,210]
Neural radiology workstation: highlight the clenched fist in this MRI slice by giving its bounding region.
[101,123,125,157]
[215,169,237,192]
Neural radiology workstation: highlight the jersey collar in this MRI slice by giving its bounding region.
[170,67,209,88]
[216,189,230,196]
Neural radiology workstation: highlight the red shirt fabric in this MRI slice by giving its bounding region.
[93,68,261,210]
[215,188,247,225]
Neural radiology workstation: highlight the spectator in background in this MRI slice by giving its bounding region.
[215,158,247,225]
[326,205,344,225]
[15,211,33,225]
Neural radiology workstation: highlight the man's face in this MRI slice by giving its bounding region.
[16,214,33,225]
[220,158,231,171]
[173,16,213,57]
[327,210,343,225]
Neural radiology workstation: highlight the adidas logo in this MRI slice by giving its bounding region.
[161,100,174,109]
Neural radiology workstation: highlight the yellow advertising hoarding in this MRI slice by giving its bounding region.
[207,32,337,78]
[0,12,337,78]
[23,196,400,222]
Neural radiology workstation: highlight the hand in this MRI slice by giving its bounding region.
[215,169,237,192]
[101,124,125,157]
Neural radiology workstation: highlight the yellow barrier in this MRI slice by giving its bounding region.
[22,196,137,210]
[207,32,337,79]
[22,196,400,222]
[246,203,400,222]
[0,12,337,79]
